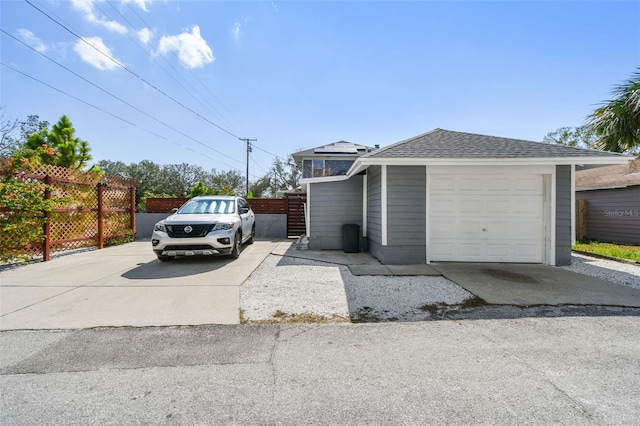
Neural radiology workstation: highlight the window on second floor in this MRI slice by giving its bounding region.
[302,159,354,178]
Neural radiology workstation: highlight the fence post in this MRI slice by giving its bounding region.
[129,186,136,240]
[284,194,290,237]
[97,183,104,249]
[576,199,587,241]
[43,175,52,261]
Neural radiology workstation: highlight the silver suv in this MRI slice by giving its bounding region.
[151,196,256,261]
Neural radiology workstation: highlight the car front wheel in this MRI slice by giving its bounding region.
[230,232,242,259]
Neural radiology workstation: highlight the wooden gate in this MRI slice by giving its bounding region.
[285,193,306,237]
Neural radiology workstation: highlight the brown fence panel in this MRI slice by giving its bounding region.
[249,198,285,214]
[285,193,307,237]
[0,163,135,262]
[146,197,189,213]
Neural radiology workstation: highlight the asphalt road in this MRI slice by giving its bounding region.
[2,316,639,425]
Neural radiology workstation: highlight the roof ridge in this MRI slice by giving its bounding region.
[362,128,441,158]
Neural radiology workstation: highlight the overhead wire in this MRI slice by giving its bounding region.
[121,0,286,162]
[0,29,245,168]
[103,0,246,138]
[0,62,262,175]
[125,1,257,140]
[24,0,243,141]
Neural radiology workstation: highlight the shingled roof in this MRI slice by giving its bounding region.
[364,129,626,159]
[576,158,640,190]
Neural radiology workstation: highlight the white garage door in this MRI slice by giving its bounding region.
[429,174,544,263]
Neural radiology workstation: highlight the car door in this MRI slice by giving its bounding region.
[238,198,254,240]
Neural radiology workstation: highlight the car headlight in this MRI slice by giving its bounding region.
[154,223,167,232]
[213,223,234,231]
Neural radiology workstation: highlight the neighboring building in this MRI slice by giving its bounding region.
[575,158,640,245]
[292,141,374,179]
[298,129,630,266]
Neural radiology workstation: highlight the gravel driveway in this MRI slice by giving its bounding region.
[241,251,640,323]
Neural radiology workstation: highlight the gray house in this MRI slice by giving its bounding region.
[575,158,640,245]
[297,129,630,266]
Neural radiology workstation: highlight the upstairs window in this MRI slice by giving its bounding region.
[302,159,354,178]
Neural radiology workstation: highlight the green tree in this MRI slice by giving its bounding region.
[207,169,244,196]
[162,163,207,197]
[587,67,640,155]
[189,181,217,197]
[249,175,273,198]
[1,110,50,158]
[543,125,596,149]
[25,115,92,169]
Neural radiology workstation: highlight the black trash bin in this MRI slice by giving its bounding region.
[342,224,360,253]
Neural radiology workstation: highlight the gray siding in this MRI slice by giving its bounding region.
[367,166,383,261]
[555,165,572,266]
[367,166,382,244]
[309,176,363,250]
[576,186,640,245]
[387,166,426,246]
[385,166,426,263]
[366,165,427,264]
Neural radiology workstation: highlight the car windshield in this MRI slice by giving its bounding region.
[177,199,235,214]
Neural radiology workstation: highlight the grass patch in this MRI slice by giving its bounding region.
[459,295,487,309]
[250,310,350,324]
[573,240,640,262]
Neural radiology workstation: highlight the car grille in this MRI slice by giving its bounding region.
[166,224,214,238]
[163,244,216,251]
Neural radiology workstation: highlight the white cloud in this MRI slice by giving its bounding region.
[137,27,153,44]
[16,29,47,53]
[157,26,214,69]
[272,1,278,12]
[120,0,154,12]
[232,22,241,40]
[73,37,120,70]
[71,0,128,34]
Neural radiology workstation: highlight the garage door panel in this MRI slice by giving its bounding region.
[486,243,510,258]
[513,198,543,215]
[429,174,544,263]
[430,197,455,214]
[460,199,483,214]
[431,176,456,192]
[514,177,543,193]
[430,219,454,238]
[458,243,483,257]
[431,242,454,258]
[460,177,483,192]
[486,177,512,192]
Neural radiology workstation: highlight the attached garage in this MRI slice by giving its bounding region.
[429,173,545,263]
[299,129,631,266]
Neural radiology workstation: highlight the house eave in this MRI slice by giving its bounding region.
[347,156,632,177]
[299,175,351,185]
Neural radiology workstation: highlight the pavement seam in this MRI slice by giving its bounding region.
[460,320,603,424]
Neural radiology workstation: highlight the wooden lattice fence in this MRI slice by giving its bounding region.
[0,162,136,262]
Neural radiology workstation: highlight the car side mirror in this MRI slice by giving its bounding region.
[240,207,249,214]
[171,208,178,214]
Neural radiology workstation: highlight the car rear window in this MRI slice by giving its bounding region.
[178,200,235,214]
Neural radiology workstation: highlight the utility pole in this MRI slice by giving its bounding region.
[239,138,257,196]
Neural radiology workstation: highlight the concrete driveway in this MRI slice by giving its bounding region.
[433,262,640,307]
[0,240,291,330]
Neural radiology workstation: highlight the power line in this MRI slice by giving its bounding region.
[123,1,257,140]
[0,28,244,167]
[24,0,243,141]
[0,62,247,172]
[103,1,246,138]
